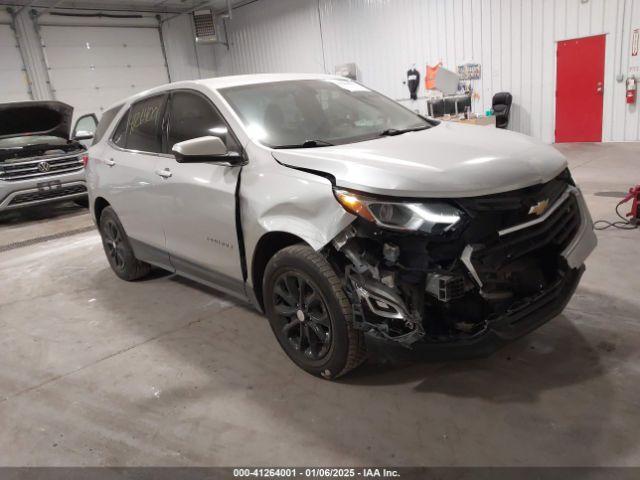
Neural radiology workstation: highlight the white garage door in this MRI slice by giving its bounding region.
[41,26,169,120]
[0,24,30,102]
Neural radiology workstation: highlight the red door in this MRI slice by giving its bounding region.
[555,35,606,143]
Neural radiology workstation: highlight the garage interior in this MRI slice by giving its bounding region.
[1,0,640,470]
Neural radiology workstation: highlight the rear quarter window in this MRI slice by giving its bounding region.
[93,105,122,145]
[111,109,129,148]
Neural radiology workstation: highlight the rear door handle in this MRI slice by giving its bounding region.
[155,168,172,179]
[104,158,116,167]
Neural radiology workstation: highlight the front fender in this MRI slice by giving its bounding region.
[257,191,353,251]
[241,153,355,289]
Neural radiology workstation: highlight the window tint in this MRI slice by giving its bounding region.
[111,109,129,148]
[93,106,122,145]
[167,92,238,152]
[126,95,166,153]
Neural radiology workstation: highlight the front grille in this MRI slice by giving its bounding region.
[472,192,581,272]
[8,184,87,206]
[0,153,84,182]
[458,173,570,232]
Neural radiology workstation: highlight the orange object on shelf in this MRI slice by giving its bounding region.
[425,62,442,90]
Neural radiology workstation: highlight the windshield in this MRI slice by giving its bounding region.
[219,79,430,148]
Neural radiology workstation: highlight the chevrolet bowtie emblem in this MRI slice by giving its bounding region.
[529,199,550,216]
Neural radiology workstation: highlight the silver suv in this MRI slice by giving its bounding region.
[87,74,597,379]
[0,101,97,212]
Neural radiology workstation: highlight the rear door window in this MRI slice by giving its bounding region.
[166,91,239,152]
[125,94,167,153]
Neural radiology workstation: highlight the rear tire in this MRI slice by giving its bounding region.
[99,206,151,281]
[263,244,366,379]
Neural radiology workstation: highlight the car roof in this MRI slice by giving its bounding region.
[105,73,348,112]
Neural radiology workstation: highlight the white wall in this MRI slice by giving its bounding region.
[162,14,217,82]
[213,0,325,75]
[213,0,640,143]
[0,12,30,102]
[1,7,213,116]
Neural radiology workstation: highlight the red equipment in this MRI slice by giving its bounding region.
[627,76,637,105]
[620,184,640,224]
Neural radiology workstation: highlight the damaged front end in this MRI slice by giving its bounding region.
[324,169,596,348]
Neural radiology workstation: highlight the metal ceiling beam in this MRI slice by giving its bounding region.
[39,0,64,12]
[152,0,176,7]
[7,1,189,14]
[160,0,213,24]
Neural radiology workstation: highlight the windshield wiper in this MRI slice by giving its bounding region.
[379,125,430,137]
[275,139,335,149]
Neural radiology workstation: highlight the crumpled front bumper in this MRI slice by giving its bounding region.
[365,186,597,353]
[365,265,584,359]
[561,187,597,269]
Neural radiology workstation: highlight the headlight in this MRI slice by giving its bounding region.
[334,189,462,234]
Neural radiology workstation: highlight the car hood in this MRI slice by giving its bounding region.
[0,101,73,140]
[272,122,568,198]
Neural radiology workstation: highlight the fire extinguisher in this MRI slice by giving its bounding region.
[627,76,637,105]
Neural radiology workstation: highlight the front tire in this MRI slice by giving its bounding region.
[263,245,366,379]
[99,206,151,281]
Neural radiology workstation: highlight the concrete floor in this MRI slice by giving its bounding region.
[0,142,639,467]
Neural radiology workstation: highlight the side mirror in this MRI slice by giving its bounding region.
[172,136,245,166]
[72,113,98,141]
[73,130,94,141]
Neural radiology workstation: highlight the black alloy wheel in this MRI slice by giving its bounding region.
[102,217,126,271]
[263,245,366,379]
[272,271,332,361]
[99,206,151,281]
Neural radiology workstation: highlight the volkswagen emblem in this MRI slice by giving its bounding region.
[528,198,550,216]
[37,161,51,173]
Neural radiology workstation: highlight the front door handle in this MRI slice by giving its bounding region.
[104,158,116,167]
[596,82,603,94]
[155,168,172,179]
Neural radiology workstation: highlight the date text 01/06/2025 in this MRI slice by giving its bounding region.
[232,468,401,478]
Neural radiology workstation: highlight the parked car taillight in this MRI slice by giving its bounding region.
[81,154,89,167]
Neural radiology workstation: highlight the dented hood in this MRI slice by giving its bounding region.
[272,122,568,198]
[0,101,73,140]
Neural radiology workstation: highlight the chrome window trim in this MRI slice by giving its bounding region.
[106,139,174,159]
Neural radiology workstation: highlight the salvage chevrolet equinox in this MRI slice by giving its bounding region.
[87,74,597,379]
